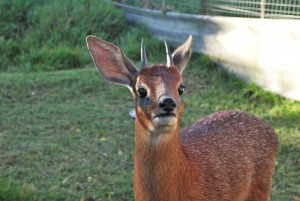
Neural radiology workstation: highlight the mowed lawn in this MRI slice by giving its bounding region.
[1,55,299,201]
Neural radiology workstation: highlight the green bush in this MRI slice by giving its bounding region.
[25,0,125,47]
[19,45,85,72]
[117,29,165,65]
[0,37,20,71]
[0,0,41,39]
[0,0,126,72]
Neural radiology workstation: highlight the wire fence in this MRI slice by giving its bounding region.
[114,0,300,19]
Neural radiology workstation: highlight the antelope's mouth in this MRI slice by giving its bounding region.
[153,113,176,118]
[152,112,177,128]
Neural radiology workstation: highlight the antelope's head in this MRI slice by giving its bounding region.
[86,35,192,134]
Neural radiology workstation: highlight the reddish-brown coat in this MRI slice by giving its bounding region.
[86,35,278,201]
[133,67,277,201]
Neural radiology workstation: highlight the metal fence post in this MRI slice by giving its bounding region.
[261,0,266,18]
[162,0,166,14]
[200,0,208,15]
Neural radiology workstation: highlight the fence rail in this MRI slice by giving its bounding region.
[114,2,300,101]
[115,0,300,19]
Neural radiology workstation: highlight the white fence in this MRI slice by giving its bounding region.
[115,2,300,101]
[118,0,300,19]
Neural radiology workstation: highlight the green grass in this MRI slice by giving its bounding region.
[1,54,300,200]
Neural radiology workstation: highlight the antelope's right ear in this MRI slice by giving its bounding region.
[172,35,192,74]
[86,36,138,88]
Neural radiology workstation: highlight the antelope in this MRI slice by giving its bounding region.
[86,35,278,201]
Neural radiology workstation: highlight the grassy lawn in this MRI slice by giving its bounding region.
[1,55,300,201]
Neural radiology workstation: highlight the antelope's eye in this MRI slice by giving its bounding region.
[178,85,185,95]
[137,87,148,98]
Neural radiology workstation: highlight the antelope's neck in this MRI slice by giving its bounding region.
[133,120,190,200]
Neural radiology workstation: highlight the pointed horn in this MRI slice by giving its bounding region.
[141,38,147,68]
[164,41,174,67]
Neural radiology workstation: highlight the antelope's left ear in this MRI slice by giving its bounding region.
[172,35,192,74]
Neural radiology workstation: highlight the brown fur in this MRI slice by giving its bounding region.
[133,67,277,201]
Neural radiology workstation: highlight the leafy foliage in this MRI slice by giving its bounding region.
[0,0,126,72]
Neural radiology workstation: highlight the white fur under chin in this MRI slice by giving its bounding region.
[152,116,177,133]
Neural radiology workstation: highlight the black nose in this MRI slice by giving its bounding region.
[159,98,176,112]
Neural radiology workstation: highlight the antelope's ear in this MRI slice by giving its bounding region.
[172,35,192,74]
[86,36,138,88]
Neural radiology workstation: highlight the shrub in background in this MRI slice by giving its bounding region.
[25,0,124,47]
[0,0,40,39]
[117,29,165,65]
[0,0,42,71]
[0,0,126,72]
[0,37,20,71]
[19,45,85,72]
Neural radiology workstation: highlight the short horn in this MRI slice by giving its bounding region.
[141,38,147,68]
[164,41,174,67]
